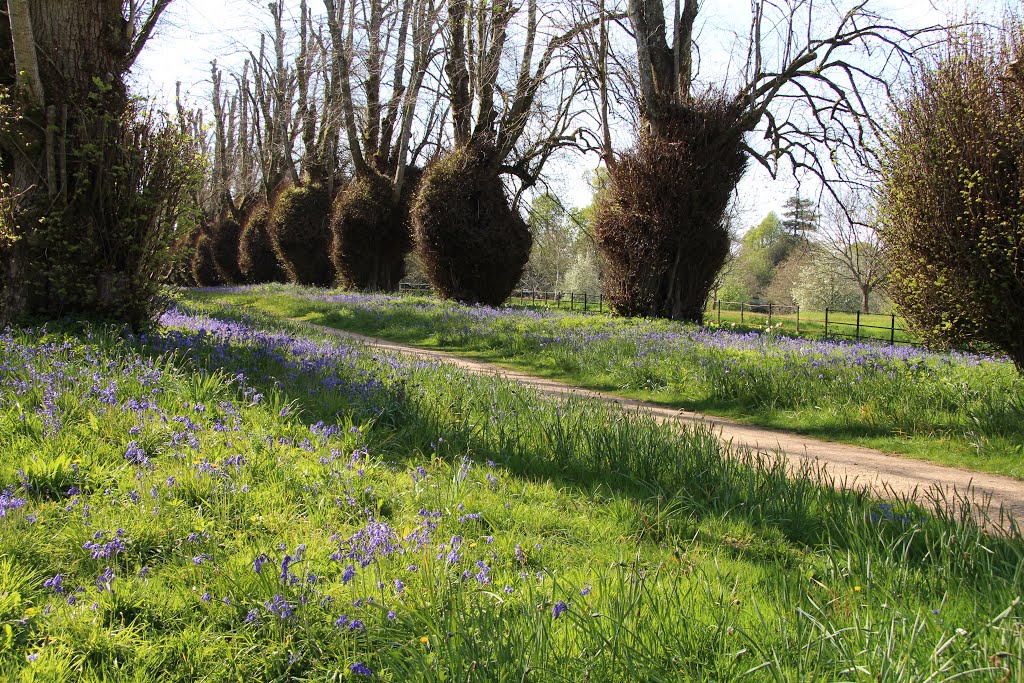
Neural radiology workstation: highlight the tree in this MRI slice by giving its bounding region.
[521,193,575,292]
[267,1,338,287]
[717,211,797,302]
[413,0,599,306]
[564,252,602,297]
[791,246,861,312]
[328,0,442,291]
[878,22,1024,370]
[782,194,819,239]
[819,189,887,314]
[589,0,933,323]
[2,0,202,326]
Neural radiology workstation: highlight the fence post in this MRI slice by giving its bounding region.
[741,302,745,324]
[570,292,575,311]
[825,308,829,338]
[599,294,603,314]
[856,310,861,341]
[717,299,722,325]
[890,314,896,345]
[583,292,587,312]
[768,302,773,327]
[796,305,800,335]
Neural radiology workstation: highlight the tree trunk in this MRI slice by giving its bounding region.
[861,287,871,315]
[2,1,162,325]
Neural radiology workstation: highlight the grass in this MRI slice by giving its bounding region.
[420,289,918,345]
[1,298,1022,680]
[201,285,1024,480]
[703,305,917,345]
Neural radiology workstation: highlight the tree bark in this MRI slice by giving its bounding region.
[2,0,171,324]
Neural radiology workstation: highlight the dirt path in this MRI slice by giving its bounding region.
[303,322,1024,525]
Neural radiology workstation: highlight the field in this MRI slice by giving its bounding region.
[1,296,1022,680]
[204,286,1024,479]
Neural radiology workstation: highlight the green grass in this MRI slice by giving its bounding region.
[0,299,1021,680]
[200,285,1024,481]
[703,305,917,345]
[422,289,918,344]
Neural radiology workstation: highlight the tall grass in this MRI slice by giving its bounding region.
[204,286,1024,478]
[0,301,1021,680]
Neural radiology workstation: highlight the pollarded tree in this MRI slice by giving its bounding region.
[413,0,600,306]
[327,0,442,291]
[1,0,202,326]
[878,23,1024,370]
[266,1,338,287]
[588,0,934,322]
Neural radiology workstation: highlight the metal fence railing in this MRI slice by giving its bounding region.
[396,283,917,345]
[708,300,917,345]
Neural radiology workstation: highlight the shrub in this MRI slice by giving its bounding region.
[412,146,531,306]
[238,201,285,284]
[2,87,203,326]
[268,183,335,287]
[878,25,1024,370]
[594,98,747,322]
[330,172,410,291]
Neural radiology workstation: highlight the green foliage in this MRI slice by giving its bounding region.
[268,183,335,287]
[226,288,1024,476]
[744,211,799,266]
[412,145,532,306]
[3,299,1022,679]
[522,193,574,292]
[720,212,803,303]
[2,84,205,327]
[879,24,1024,370]
[781,194,819,238]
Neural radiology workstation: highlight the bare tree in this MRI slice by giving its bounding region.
[591,0,937,322]
[819,188,887,313]
[413,0,604,305]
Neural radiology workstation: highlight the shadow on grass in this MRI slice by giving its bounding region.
[149,301,1024,594]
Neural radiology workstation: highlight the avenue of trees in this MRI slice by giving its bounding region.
[2,1,1021,367]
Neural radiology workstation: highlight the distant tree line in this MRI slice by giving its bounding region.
[718,190,888,314]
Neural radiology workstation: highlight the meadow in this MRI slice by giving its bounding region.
[1,297,1022,680]
[205,286,1024,479]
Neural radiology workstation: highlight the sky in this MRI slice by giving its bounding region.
[131,0,993,230]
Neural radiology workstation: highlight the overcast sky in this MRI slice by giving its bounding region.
[131,0,993,229]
